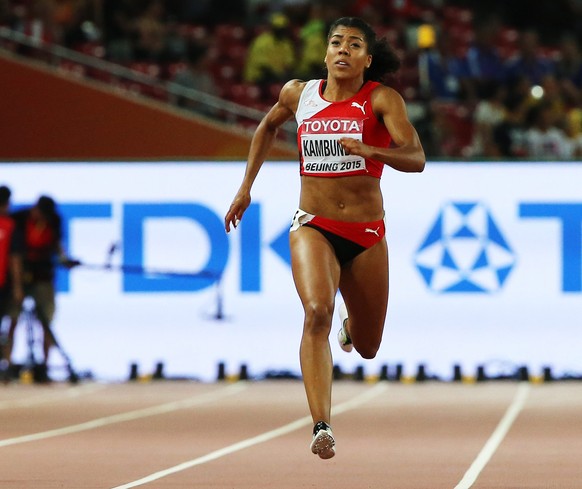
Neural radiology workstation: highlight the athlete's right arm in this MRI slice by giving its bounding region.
[225,80,303,233]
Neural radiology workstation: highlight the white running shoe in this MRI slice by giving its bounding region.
[310,421,336,459]
[337,303,353,353]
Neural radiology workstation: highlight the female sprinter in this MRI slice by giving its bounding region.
[225,16,425,459]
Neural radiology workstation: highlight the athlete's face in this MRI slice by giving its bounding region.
[325,26,372,79]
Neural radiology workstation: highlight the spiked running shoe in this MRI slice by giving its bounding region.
[310,421,336,459]
[337,303,353,352]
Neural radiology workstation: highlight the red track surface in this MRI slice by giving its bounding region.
[1,381,581,488]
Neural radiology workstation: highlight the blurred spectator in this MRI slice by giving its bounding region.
[102,0,139,62]
[505,73,537,107]
[134,0,167,62]
[296,4,328,80]
[458,15,506,102]
[523,102,572,159]
[537,74,568,127]
[564,107,582,157]
[61,1,101,50]
[492,94,528,158]
[169,42,219,117]
[467,81,507,157]
[505,29,555,87]
[243,12,296,86]
[554,34,582,105]
[429,102,470,157]
[5,195,73,382]
[13,0,57,45]
[418,28,464,102]
[51,0,76,41]
[161,15,188,63]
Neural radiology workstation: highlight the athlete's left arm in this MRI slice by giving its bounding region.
[340,86,425,173]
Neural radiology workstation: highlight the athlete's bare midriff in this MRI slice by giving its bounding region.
[299,174,384,222]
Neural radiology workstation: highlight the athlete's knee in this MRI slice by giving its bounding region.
[303,300,334,335]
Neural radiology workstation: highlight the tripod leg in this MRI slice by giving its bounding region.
[42,324,79,384]
[29,286,79,384]
[0,318,8,381]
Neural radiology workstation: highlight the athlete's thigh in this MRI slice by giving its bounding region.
[290,227,341,307]
[339,239,389,340]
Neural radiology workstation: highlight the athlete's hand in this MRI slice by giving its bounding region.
[339,137,370,158]
[225,190,251,233]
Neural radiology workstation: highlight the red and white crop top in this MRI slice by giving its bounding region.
[296,79,391,178]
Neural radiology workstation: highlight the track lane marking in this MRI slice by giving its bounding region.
[454,382,531,489]
[110,382,389,489]
[0,382,247,448]
[0,383,107,410]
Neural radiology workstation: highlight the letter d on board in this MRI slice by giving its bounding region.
[123,203,228,292]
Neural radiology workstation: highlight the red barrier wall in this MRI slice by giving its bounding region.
[0,53,297,160]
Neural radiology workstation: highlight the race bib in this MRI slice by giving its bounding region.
[300,118,366,174]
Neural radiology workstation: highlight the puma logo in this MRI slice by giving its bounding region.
[351,101,367,114]
[364,227,380,237]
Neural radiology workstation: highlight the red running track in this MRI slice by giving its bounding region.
[1,380,581,488]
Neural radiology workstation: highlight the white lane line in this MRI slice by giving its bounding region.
[0,382,247,448]
[454,382,531,489]
[110,382,389,489]
[0,383,107,410]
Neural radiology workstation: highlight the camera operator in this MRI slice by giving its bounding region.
[6,195,74,382]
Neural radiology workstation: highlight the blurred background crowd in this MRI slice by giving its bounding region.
[2,0,582,159]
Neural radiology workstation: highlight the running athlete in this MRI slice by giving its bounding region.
[225,17,425,459]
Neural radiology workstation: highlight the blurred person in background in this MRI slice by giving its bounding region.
[458,15,506,104]
[169,41,219,118]
[225,17,424,459]
[467,80,507,157]
[505,29,555,88]
[0,186,22,379]
[8,0,57,47]
[101,0,139,62]
[418,28,464,102]
[554,33,582,106]
[561,36,582,156]
[492,94,528,158]
[61,0,101,50]
[161,14,188,63]
[243,12,296,87]
[536,74,568,127]
[523,101,572,159]
[296,4,328,80]
[133,0,167,62]
[5,195,74,383]
[563,108,582,157]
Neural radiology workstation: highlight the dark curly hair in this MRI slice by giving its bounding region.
[327,17,401,82]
